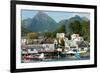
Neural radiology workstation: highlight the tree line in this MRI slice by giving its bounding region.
[43,20,90,42]
[22,19,90,42]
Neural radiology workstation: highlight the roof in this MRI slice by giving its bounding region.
[65,39,89,47]
[65,40,77,47]
[77,41,89,47]
[42,38,54,44]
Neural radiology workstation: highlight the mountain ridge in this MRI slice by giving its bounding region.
[22,11,89,34]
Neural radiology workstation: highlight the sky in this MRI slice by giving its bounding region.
[21,10,90,23]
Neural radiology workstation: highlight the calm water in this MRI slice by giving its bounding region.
[23,57,90,63]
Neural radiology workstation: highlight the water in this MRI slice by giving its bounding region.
[22,57,90,63]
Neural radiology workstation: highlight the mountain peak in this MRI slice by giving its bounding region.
[74,15,80,17]
[36,11,47,16]
[70,15,81,21]
[26,11,57,32]
[74,15,81,19]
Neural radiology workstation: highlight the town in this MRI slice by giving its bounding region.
[21,33,90,63]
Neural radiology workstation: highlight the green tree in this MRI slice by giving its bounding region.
[81,20,90,42]
[69,19,90,42]
[50,25,66,38]
[44,32,52,38]
[27,32,38,39]
[57,25,66,33]
[69,20,82,35]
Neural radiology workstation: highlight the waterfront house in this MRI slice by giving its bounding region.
[21,37,27,45]
[41,38,55,51]
[57,33,65,39]
[71,34,84,41]
[77,41,89,51]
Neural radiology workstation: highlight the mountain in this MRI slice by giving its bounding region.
[57,19,68,31]
[22,18,32,28]
[22,13,89,41]
[58,19,68,26]
[22,13,89,37]
[21,26,31,36]
[68,15,82,22]
[22,11,57,33]
[82,17,89,21]
[57,15,89,33]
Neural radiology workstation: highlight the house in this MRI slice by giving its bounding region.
[21,48,28,54]
[42,44,55,51]
[77,41,89,51]
[71,34,84,41]
[21,37,27,45]
[65,41,89,53]
[28,48,38,54]
[54,39,58,49]
[71,34,79,40]
[42,39,55,51]
[42,38,54,44]
[22,44,44,54]
[57,33,65,39]
[64,38,70,49]
[54,39,58,44]
[64,39,78,50]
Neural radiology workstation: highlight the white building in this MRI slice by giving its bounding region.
[28,49,38,54]
[64,39,78,50]
[54,39,58,44]
[21,38,27,45]
[71,34,83,41]
[57,33,65,39]
[42,44,55,50]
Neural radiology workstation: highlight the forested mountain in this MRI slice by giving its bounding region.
[21,11,90,41]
